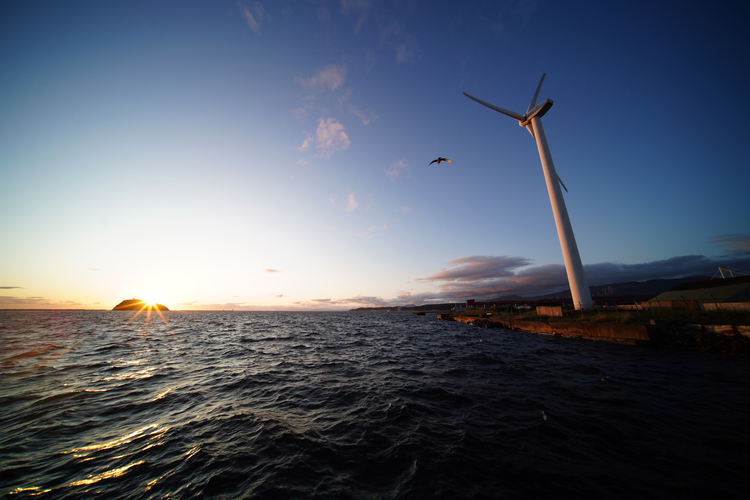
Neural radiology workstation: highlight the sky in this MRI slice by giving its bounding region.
[1,0,749,311]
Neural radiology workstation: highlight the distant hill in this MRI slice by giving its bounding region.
[113,299,169,311]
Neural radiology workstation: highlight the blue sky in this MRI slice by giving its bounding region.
[1,0,749,310]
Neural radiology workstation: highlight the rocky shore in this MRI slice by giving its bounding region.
[439,314,750,356]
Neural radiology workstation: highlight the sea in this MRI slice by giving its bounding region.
[1,310,748,499]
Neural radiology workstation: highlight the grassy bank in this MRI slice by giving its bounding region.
[460,306,750,325]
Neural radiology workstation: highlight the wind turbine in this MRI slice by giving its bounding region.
[464,74,593,310]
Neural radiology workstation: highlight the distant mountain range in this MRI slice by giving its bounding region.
[350,276,716,312]
[488,276,712,302]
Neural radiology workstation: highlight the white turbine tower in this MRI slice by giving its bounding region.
[464,74,593,310]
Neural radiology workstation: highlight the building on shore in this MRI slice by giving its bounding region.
[651,275,750,310]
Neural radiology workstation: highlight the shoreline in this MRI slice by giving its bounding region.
[439,313,750,355]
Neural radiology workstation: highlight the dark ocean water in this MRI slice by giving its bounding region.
[1,310,749,499]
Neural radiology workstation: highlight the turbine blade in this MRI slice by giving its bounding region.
[526,73,546,115]
[463,92,524,121]
[526,124,535,139]
[557,173,568,193]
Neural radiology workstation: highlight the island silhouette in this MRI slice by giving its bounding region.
[113,298,169,311]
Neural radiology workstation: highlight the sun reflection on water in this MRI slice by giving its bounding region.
[9,487,52,496]
[66,460,145,487]
[69,424,161,456]
[124,301,172,331]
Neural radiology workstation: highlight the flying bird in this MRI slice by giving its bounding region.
[429,157,452,165]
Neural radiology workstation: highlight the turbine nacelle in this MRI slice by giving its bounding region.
[519,98,553,127]
[462,73,554,127]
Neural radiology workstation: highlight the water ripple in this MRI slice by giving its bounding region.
[1,310,749,498]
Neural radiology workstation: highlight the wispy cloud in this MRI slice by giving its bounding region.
[481,0,540,35]
[710,233,750,256]
[176,301,249,311]
[346,193,358,212]
[0,286,23,289]
[337,88,353,105]
[386,158,410,181]
[315,117,350,158]
[348,104,376,125]
[340,0,373,35]
[299,65,347,92]
[317,5,331,21]
[292,108,307,122]
[357,223,387,239]
[336,89,376,125]
[265,269,281,273]
[379,20,421,63]
[395,35,419,63]
[238,1,270,34]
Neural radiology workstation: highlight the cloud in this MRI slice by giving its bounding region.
[582,255,750,284]
[346,193,358,212]
[299,65,347,92]
[386,158,410,181]
[379,20,421,63]
[340,0,373,35]
[177,302,249,311]
[298,133,313,152]
[395,35,419,63]
[398,206,411,213]
[336,90,376,125]
[481,0,540,35]
[337,88,353,104]
[315,117,350,158]
[317,5,331,21]
[341,295,390,307]
[710,234,750,256]
[0,295,84,308]
[292,108,307,122]
[417,253,750,301]
[421,255,533,282]
[348,104,376,125]
[265,269,281,273]
[0,286,23,289]
[357,223,387,240]
[238,1,270,34]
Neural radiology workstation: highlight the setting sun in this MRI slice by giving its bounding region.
[141,293,162,307]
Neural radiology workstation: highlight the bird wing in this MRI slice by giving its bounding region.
[429,159,438,165]
[443,158,452,163]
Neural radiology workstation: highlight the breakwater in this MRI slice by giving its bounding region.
[439,314,750,355]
